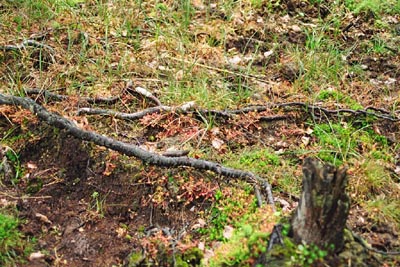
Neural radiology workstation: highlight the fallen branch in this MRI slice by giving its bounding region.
[0,39,56,64]
[0,93,274,208]
[78,101,398,122]
[0,39,55,53]
[245,102,400,122]
[351,230,400,256]
[77,102,197,119]
[25,88,123,105]
[127,83,162,106]
[22,88,400,122]
[78,106,169,119]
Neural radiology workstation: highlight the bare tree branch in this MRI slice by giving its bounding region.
[0,39,55,53]
[0,93,274,208]
[25,88,122,105]
[21,88,400,122]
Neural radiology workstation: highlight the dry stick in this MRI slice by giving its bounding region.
[128,84,163,106]
[245,102,400,122]
[78,106,170,119]
[351,230,400,256]
[25,88,122,105]
[23,89,400,121]
[0,40,56,64]
[0,93,274,208]
[0,39,55,52]
[77,105,292,122]
[77,102,398,122]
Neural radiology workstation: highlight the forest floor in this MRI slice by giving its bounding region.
[0,1,400,266]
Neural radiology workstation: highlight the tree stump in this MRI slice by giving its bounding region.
[291,158,350,252]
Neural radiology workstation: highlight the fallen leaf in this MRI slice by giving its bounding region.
[116,227,127,238]
[29,251,45,261]
[35,213,52,224]
[291,25,302,32]
[27,162,38,169]
[394,166,400,175]
[301,136,310,146]
[305,127,313,135]
[228,55,242,65]
[264,50,274,58]
[223,225,234,239]
[175,69,184,80]
[211,138,224,150]
[198,241,205,250]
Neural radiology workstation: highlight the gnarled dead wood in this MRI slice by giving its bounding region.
[0,93,274,208]
[291,158,350,252]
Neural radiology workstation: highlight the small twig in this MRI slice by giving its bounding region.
[25,89,68,102]
[0,192,52,200]
[77,106,170,119]
[0,40,56,64]
[126,82,163,106]
[134,86,162,106]
[351,230,400,256]
[25,88,122,105]
[78,101,197,120]
[0,39,55,52]
[162,150,190,157]
[248,102,400,122]
[79,101,399,122]
[259,114,292,122]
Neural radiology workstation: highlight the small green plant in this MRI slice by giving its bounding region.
[365,199,400,225]
[199,190,228,241]
[317,89,363,110]
[199,188,259,241]
[369,37,389,54]
[1,147,23,185]
[208,224,270,266]
[345,0,400,16]
[312,122,359,165]
[289,242,329,266]
[90,191,106,217]
[225,148,280,174]
[0,212,34,266]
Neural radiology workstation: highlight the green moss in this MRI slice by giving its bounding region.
[225,148,280,174]
[345,0,400,16]
[175,248,203,267]
[0,212,34,266]
[125,250,145,267]
[312,123,357,165]
[311,121,390,165]
[317,90,363,110]
[208,224,270,267]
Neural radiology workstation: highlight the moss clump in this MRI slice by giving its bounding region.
[0,212,33,266]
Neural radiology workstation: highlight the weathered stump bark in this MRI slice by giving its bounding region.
[291,158,350,252]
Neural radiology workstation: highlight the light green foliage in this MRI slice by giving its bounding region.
[208,224,270,266]
[366,199,400,225]
[345,0,400,16]
[317,90,363,110]
[2,148,23,184]
[291,26,349,90]
[312,121,389,165]
[225,148,280,174]
[0,212,33,266]
[199,187,259,241]
[369,37,390,54]
[312,122,358,165]
[286,241,329,267]
[90,191,106,217]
